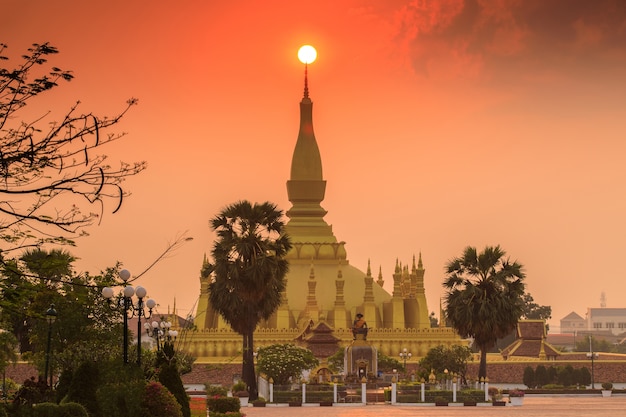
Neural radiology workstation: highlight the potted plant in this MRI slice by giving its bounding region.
[434,396,448,406]
[508,389,525,406]
[489,387,505,406]
[252,398,266,407]
[601,382,613,397]
[232,381,249,406]
[288,397,302,407]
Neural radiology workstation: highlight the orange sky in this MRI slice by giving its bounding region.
[4,0,626,332]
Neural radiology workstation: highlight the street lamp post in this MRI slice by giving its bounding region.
[399,348,412,377]
[145,318,178,351]
[102,269,156,366]
[44,304,57,387]
[586,335,598,389]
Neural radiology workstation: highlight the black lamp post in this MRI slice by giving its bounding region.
[399,348,412,375]
[586,335,598,389]
[102,269,156,366]
[44,304,57,387]
[144,318,178,351]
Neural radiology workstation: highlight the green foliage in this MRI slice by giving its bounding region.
[31,402,88,417]
[256,344,319,385]
[0,404,7,417]
[65,362,99,417]
[521,293,552,322]
[55,368,73,404]
[418,345,472,380]
[95,362,145,417]
[327,348,344,373]
[0,250,123,372]
[602,382,613,390]
[377,351,404,373]
[32,402,57,417]
[156,343,190,417]
[208,412,245,417]
[57,403,88,417]
[579,367,591,386]
[443,245,525,379]
[557,365,574,387]
[206,396,240,413]
[205,385,228,397]
[535,365,548,387]
[139,382,182,417]
[523,366,535,388]
[204,201,292,399]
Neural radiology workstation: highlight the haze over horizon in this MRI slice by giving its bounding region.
[4,0,626,334]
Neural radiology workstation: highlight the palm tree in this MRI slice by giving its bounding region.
[443,245,525,379]
[204,201,291,400]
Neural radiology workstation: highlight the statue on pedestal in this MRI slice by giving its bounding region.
[352,313,368,340]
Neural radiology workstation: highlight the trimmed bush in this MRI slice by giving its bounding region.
[65,361,99,417]
[158,363,190,417]
[33,402,57,417]
[205,385,228,397]
[206,396,240,413]
[58,402,88,417]
[139,382,182,417]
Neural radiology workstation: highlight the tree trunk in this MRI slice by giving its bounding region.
[242,329,258,400]
[478,346,488,380]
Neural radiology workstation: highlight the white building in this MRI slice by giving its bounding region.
[586,308,626,335]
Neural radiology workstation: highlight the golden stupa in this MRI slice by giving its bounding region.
[183,56,463,371]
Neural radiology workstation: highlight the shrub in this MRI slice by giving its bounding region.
[158,363,190,417]
[579,367,591,386]
[65,361,99,417]
[602,382,613,390]
[535,365,548,387]
[33,402,57,417]
[523,366,535,388]
[139,382,182,417]
[58,402,89,417]
[457,389,485,403]
[206,385,228,397]
[206,396,240,413]
[0,404,7,417]
[208,412,245,417]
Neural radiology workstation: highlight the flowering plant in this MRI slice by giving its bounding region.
[509,389,525,397]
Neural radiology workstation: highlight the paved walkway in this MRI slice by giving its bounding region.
[244,397,626,417]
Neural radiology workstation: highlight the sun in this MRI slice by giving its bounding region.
[297,45,317,64]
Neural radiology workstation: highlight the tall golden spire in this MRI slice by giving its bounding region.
[285,47,335,242]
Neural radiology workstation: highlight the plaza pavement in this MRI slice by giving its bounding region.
[243,396,626,417]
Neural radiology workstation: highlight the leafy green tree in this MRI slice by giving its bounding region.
[327,348,344,374]
[376,352,404,373]
[558,365,574,387]
[578,367,591,386]
[203,201,291,399]
[156,342,190,417]
[418,344,472,381]
[521,293,552,321]
[256,344,318,385]
[0,331,18,395]
[1,249,122,376]
[65,361,100,416]
[443,245,526,379]
[535,365,548,387]
[523,366,535,388]
[0,42,145,252]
